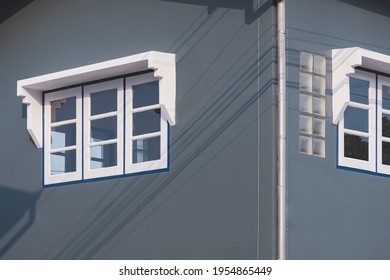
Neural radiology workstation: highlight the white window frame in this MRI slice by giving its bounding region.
[43,74,169,185]
[17,51,176,149]
[377,75,390,174]
[125,73,168,174]
[44,88,83,184]
[84,79,124,179]
[17,51,175,186]
[338,71,376,172]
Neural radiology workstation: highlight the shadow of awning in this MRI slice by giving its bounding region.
[0,186,40,257]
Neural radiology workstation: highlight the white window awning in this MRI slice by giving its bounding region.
[332,47,390,124]
[17,51,176,148]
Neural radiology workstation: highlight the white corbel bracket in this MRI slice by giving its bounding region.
[17,51,176,148]
[332,47,390,124]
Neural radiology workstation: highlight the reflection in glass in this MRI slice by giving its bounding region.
[344,134,368,161]
[299,94,312,113]
[91,89,117,115]
[51,96,76,123]
[133,109,161,136]
[51,150,76,175]
[90,144,117,169]
[383,114,390,138]
[91,116,117,142]
[349,77,369,104]
[132,137,161,163]
[383,85,390,110]
[344,107,368,132]
[383,142,390,165]
[51,124,76,149]
[133,81,159,108]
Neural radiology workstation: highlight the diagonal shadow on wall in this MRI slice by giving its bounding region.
[0,186,41,257]
[159,0,275,24]
[338,0,390,18]
[0,0,34,24]
[45,0,276,259]
[52,45,277,259]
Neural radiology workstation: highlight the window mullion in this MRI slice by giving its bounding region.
[131,131,162,141]
[89,111,117,121]
[83,79,123,179]
[50,119,77,128]
[89,139,118,147]
[50,145,77,153]
[377,75,390,173]
[132,104,161,113]
[344,129,370,138]
[349,101,370,110]
[44,87,82,185]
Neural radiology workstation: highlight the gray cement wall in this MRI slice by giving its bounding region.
[286,0,390,259]
[0,0,276,259]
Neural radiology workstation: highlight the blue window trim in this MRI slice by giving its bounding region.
[43,167,170,189]
[337,165,390,179]
[43,125,170,188]
[42,75,170,189]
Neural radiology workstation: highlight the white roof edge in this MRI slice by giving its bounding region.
[17,51,152,89]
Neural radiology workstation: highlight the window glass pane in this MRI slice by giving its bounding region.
[383,85,390,110]
[51,96,76,123]
[382,113,390,138]
[382,142,390,165]
[51,150,76,175]
[299,94,312,113]
[313,76,325,95]
[299,115,312,134]
[299,72,312,92]
[51,124,76,149]
[313,55,326,76]
[300,52,313,72]
[133,81,159,108]
[90,144,117,169]
[91,116,117,142]
[91,89,117,115]
[299,135,312,154]
[313,97,325,116]
[133,109,161,136]
[349,77,369,104]
[313,118,325,137]
[344,107,368,133]
[313,138,325,157]
[132,137,161,163]
[344,134,368,161]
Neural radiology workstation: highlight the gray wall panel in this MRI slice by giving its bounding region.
[0,0,276,259]
[286,0,390,259]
